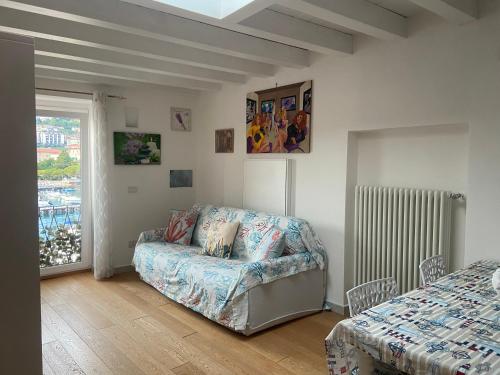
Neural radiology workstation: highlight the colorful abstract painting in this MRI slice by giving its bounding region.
[247,81,312,153]
[171,107,191,131]
[113,132,161,165]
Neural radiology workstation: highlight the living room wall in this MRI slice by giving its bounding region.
[35,79,200,270]
[106,86,199,268]
[193,0,500,308]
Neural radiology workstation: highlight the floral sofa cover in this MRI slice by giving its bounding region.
[132,204,327,331]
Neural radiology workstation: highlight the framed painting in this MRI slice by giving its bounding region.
[280,95,296,111]
[261,100,274,114]
[170,170,193,188]
[246,81,312,154]
[246,98,256,124]
[215,128,234,153]
[113,132,161,165]
[171,107,191,131]
[303,88,312,114]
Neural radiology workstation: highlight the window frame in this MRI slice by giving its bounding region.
[36,104,92,278]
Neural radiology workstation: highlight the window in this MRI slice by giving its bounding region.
[36,97,92,277]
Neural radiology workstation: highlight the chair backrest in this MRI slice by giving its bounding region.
[419,255,446,285]
[346,277,399,317]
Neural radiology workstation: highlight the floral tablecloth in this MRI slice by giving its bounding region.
[325,260,500,375]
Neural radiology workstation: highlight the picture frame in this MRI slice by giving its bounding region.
[113,132,161,165]
[170,170,193,188]
[125,106,139,128]
[303,88,312,114]
[171,107,191,131]
[281,95,296,111]
[215,128,234,153]
[261,99,274,114]
[246,98,257,124]
[246,80,312,154]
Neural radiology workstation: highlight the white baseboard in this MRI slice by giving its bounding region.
[326,300,349,316]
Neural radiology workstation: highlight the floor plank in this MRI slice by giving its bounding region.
[41,271,344,375]
[171,362,206,375]
[42,341,85,375]
[41,322,57,345]
[101,325,177,375]
[41,303,112,375]
[52,303,145,375]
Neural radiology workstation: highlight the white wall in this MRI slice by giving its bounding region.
[0,32,42,374]
[35,79,201,269]
[107,87,199,267]
[194,0,500,307]
[352,124,469,276]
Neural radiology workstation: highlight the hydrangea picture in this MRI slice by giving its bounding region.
[113,132,161,165]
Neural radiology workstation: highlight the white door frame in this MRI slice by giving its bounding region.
[36,101,92,277]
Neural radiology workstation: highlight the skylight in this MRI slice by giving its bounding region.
[152,0,255,19]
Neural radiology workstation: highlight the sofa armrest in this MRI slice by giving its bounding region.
[300,222,327,270]
[236,252,319,297]
[137,228,166,246]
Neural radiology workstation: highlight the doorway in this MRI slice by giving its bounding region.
[36,99,92,277]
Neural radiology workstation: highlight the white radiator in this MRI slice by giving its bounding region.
[354,186,452,293]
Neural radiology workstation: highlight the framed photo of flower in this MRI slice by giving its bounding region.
[113,132,161,165]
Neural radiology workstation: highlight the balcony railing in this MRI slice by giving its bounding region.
[38,205,81,268]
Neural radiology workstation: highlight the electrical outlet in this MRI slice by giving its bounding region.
[128,240,137,249]
[128,186,138,193]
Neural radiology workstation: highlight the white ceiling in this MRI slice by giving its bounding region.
[0,0,480,91]
[367,0,423,17]
[268,0,423,35]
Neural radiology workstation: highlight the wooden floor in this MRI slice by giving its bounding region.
[40,271,343,375]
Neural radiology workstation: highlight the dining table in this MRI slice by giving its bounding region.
[325,259,500,375]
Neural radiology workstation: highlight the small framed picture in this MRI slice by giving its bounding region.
[125,107,139,128]
[215,128,234,153]
[246,98,256,124]
[171,107,191,131]
[170,170,193,188]
[303,88,312,114]
[280,95,296,111]
[261,100,274,114]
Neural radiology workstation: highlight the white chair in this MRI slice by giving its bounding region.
[419,255,446,285]
[346,277,399,317]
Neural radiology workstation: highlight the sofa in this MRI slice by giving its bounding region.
[132,204,328,335]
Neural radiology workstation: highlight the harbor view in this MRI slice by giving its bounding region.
[37,116,82,268]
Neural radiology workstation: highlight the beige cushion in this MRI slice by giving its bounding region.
[202,221,240,259]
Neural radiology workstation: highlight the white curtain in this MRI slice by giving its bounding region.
[90,92,113,279]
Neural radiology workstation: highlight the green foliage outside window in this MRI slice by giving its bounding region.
[38,150,80,180]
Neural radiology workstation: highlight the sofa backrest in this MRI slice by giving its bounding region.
[191,204,308,260]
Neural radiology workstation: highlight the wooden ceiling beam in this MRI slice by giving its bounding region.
[0,0,310,67]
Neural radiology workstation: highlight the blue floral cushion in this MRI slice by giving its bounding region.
[250,227,285,262]
[191,204,308,260]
